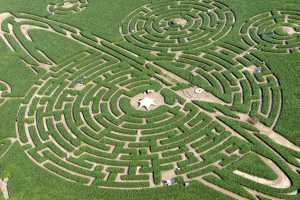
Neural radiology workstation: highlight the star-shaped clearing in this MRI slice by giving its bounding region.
[138,96,156,111]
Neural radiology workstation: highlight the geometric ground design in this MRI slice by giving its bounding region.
[0,1,300,200]
[121,0,235,52]
[241,10,300,54]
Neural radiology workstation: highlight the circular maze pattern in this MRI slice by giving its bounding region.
[16,42,283,189]
[1,1,299,198]
[121,0,235,52]
[241,10,300,53]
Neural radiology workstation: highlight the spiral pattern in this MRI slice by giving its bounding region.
[121,0,235,52]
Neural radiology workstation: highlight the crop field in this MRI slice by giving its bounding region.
[0,0,299,199]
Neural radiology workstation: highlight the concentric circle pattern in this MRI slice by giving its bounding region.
[241,10,300,53]
[47,0,88,15]
[1,1,299,199]
[121,0,235,52]
[16,44,282,189]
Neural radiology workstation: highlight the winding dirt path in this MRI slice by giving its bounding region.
[0,178,9,199]
[233,155,291,189]
[199,179,248,200]
[239,113,300,152]
[0,13,14,51]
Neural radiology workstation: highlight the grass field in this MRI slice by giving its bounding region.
[0,0,299,199]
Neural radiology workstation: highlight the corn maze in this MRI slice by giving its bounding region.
[0,0,300,200]
[241,10,300,54]
[121,0,235,52]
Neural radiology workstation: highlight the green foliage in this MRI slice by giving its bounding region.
[0,0,299,200]
[231,153,278,180]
